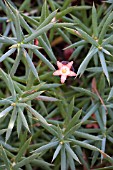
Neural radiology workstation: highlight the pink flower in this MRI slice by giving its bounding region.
[53,61,77,84]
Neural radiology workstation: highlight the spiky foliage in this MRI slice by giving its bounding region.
[0,0,113,170]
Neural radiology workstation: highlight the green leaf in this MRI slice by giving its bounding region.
[19,0,30,11]
[74,131,101,141]
[68,97,75,116]
[38,36,56,63]
[63,27,82,38]
[10,47,22,76]
[95,166,113,170]
[99,11,113,44]
[5,1,15,22]
[38,10,57,30]
[98,51,110,84]
[63,40,86,49]
[61,0,71,10]
[101,137,106,161]
[48,0,56,11]
[0,48,16,62]
[13,153,40,169]
[19,14,32,34]
[52,144,62,162]
[92,3,98,37]
[8,75,16,101]
[6,107,17,142]
[20,44,41,50]
[17,112,22,137]
[0,36,16,44]
[70,139,100,151]
[102,34,113,46]
[65,110,82,132]
[56,6,91,19]
[101,106,107,127]
[61,145,66,170]
[107,87,113,101]
[95,110,104,132]
[33,49,55,70]
[54,22,74,28]
[57,28,71,44]
[20,91,44,102]
[14,9,23,42]
[65,143,81,164]
[26,105,49,125]
[71,14,90,34]
[69,45,84,60]
[64,122,82,138]
[91,142,100,167]
[21,13,39,27]
[23,50,39,80]
[0,129,7,135]
[15,137,32,162]
[0,106,13,118]
[40,0,48,23]
[24,23,54,43]
[77,46,98,76]
[36,95,59,102]
[102,48,112,56]
[67,152,76,170]
[18,107,30,132]
[0,146,11,170]
[32,141,59,153]
[76,28,98,47]
[81,103,99,122]
[71,86,98,99]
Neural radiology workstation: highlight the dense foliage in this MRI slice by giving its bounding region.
[0,0,113,169]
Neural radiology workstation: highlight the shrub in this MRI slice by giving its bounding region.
[0,0,113,169]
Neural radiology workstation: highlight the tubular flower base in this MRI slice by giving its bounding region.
[53,61,77,83]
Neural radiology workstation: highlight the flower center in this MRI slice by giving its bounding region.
[62,68,67,73]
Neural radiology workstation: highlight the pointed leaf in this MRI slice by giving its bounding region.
[38,36,56,63]
[23,50,39,80]
[26,105,49,125]
[0,146,10,170]
[32,141,59,153]
[6,107,17,142]
[0,106,13,118]
[92,3,98,37]
[76,28,98,46]
[20,91,44,102]
[98,51,110,84]
[74,131,101,141]
[0,48,16,62]
[18,107,30,132]
[65,143,81,164]
[66,110,82,132]
[15,137,32,162]
[52,144,62,162]
[10,47,22,76]
[99,11,113,43]
[24,23,54,43]
[33,49,55,70]
[81,103,99,123]
[61,145,66,170]
[8,75,16,101]
[77,47,98,76]
[17,112,22,137]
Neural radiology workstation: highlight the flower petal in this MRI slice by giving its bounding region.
[61,75,67,83]
[53,70,61,76]
[66,61,73,69]
[69,71,77,77]
[57,61,63,69]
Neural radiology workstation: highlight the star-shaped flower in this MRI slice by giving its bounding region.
[53,61,77,84]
